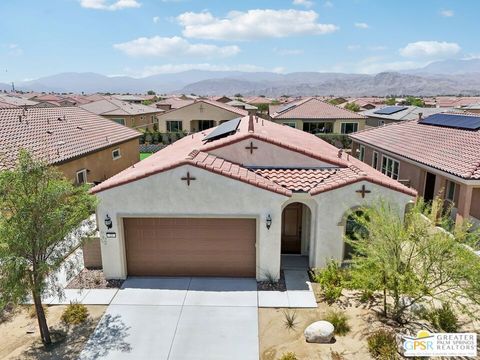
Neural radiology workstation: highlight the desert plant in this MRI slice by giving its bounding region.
[312,260,345,304]
[367,329,398,359]
[324,310,350,336]
[427,303,459,333]
[279,352,298,360]
[282,310,298,330]
[330,350,346,360]
[61,303,89,325]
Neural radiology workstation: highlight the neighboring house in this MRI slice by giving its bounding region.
[350,112,480,226]
[269,97,366,134]
[226,99,258,114]
[458,103,480,114]
[91,115,415,280]
[0,106,141,185]
[155,99,248,133]
[435,96,480,108]
[361,106,447,128]
[153,97,195,111]
[80,98,163,130]
[0,94,39,107]
[211,96,233,103]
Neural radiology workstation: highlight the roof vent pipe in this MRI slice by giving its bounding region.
[418,112,423,121]
[248,114,254,133]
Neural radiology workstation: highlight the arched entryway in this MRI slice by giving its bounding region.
[281,202,312,256]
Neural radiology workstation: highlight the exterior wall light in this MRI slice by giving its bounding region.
[104,214,113,229]
[266,214,272,230]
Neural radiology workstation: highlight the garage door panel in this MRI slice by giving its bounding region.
[124,218,256,277]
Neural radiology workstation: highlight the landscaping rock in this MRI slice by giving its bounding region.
[304,321,334,343]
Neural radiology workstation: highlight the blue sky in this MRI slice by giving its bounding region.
[0,0,478,82]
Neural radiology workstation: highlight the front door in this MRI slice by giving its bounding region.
[424,172,436,202]
[281,203,303,254]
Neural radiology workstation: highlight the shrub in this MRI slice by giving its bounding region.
[279,352,298,360]
[427,303,458,333]
[324,310,350,336]
[323,285,343,304]
[282,310,298,330]
[312,260,345,304]
[330,350,346,360]
[61,303,89,325]
[367,329,397,359]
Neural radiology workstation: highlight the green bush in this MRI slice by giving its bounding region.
[61,303,89,325]
[427,303,458,333]
[312,260,345,304]
[324,310,350,336]
[279,352,298,360]
[367,329,397,359]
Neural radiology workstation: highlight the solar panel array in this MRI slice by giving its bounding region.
[419,113,480,130]
[203,117,241,142]
[276,103,297,114]
[373,106,408,115]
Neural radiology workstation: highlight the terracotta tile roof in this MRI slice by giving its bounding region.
[154,97,195,109]
[0,100,18,108]
[0,107,141,170]
[350,115,480,180]
[91,114,415,197]
[270,97,365,120]
[0,95,38,107]
[252,168,337,192]
[80,98,162,116]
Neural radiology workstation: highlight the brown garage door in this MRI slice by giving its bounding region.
[123,218,256,277]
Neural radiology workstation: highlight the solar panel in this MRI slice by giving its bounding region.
[276,103,296,114]
[203,117,241,142]
[419,113,480,130]
[373,106,408,115]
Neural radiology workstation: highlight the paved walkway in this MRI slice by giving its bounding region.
[79,277,259,360]
[258,255,317,308]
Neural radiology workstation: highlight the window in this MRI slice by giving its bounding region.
[372,151,379,169]
[151,115,155,123]
[167,121,183,132]
[358,145,365,161]
[378,120,385,126]
[340,122,359,134]
[282,122,297,128]
[197,120,215,131]
[381,156,400,180]
[112,118,125,126]
[446,180,456,201]
[112,148,121,160]
[303,122,333,134]
[76,169,87,184]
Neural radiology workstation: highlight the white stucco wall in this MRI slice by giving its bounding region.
[209,138,333,167]
[95,165,288,280]
[310,180,414,268]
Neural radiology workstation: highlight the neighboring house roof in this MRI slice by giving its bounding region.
[244,96,274,105]
[80,98,162,116]
[270,97,365,120]
[33,94,64,102]
[361,106,448,121]
[0,100,19,108]
[91,115,416,197]
[113,94,148,102]
[226,100,258,110]
[153,97,195,109]
[435,96,480,108]
[0,107,141,170]
[159,99,249,117]
[0,95,39,107]
[350,113,480,180]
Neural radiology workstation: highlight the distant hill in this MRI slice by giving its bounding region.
[8,59,480,96]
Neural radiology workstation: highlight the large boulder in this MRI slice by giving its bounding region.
[304,321,335,343]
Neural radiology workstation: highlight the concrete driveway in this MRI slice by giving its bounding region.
[79,277,259,360]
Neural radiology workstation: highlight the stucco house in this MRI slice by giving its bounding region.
[350,112,480,226]
[361,106,447,128]
[155,99,247,133]
[269,97,366,134]
[91,115,415,280]
[0,106,141,185]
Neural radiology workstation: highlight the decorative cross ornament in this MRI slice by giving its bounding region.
[245,141,258,154]
[356,184,371,198]
[181,172,196,186]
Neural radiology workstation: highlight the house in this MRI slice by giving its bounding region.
[155,99,248,133]
[90,115,415,280]
[153,97,195,111]
[0,106,141,185]
[80,98,163,130]
[211,96,233,103]
[350,112,480,226]
[0,94,39,107]
[269,97,366,134]
[361,106,447,128]
[226,99,258,114]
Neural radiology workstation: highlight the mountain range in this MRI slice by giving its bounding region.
[5,59,480,97]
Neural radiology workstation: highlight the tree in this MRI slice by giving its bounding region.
[404,96,424,107]
[257,103,269,114]
[385,97,396,105]
[344,102,361,112]
[0,151,97,345]
[234,93,243,98]
[147,90,156,95]
[347,198,480,323]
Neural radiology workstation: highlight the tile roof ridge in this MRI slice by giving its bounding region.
[347,164,368,176]
[186,149,200,159]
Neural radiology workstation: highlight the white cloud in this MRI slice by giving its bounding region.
[293,0,314,8]
[79,0,140,10]
[114,36,240,58]
[354,22,369,29]
[124,63,275,77]
[177,9,338,40]
[440,9,454,17]
[399,41,461,58]
[273,47,304,55]
[356,58,426,74]
[153,16,160,23]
